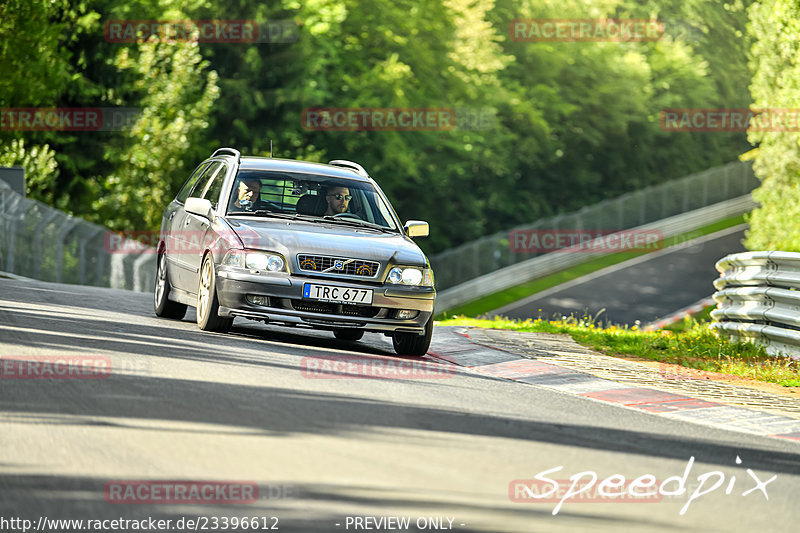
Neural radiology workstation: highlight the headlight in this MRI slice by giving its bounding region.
[222,250,286,272]
[387,267,433,286]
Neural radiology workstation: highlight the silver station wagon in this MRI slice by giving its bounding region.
[154,148,436,355]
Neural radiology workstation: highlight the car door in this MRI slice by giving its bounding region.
[171,162,223,291]
[181,162,229,294]
[164,162,209,288]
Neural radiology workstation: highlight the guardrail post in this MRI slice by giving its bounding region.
[96,246,106,286]
[79,227,104,285]
[1,193,27,274]
[723,164,729,200]
[133,252,155,292]
[33,210,60,279]
[55,218,80,283]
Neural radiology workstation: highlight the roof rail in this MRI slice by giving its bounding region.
[211,147,241,162]
[328,159,369,178]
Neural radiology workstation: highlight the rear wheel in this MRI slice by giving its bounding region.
[154,252,187,319]
[392,317,433,356]
[333,329,364,341]
[197,254,233,332]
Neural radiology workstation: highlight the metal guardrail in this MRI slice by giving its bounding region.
[711,251,800,359]
[0,179,156,292]
[431,160,757,292]
[436,194,756,313]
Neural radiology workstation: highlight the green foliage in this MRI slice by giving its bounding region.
[93,39,220,230]
[744,0,800,251]
[0,139,60,205]
[0,0,758,254]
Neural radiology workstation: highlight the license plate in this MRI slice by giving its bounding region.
[303,283,373,304]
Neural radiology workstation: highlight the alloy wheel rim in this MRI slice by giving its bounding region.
[155,254,166,306]
[198,259,211,321]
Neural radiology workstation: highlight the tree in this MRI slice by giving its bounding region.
[744,0,800,251]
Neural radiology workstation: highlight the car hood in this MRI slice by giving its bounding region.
[225,217,428,266]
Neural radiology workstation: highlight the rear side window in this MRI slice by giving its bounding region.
[188,162,223,200]
[176,162,210,203]
[202,163,229,210]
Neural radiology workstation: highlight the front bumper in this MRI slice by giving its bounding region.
[215,267,435,334]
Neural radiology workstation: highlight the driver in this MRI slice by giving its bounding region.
[324,186,352,216]
[231,178,268,211]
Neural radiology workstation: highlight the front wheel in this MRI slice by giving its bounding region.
[154,252,187,319]
[197,254,233,332]
[392,317,433,356]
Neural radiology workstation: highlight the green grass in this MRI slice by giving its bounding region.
[662,305,715,333]
[438,315,800,388]
[437,215,746,319]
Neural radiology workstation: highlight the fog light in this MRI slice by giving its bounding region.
[396,309,418,319]
[247,295,269,306]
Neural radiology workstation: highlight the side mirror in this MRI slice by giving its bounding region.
[404,220,429,238]
[185,197,214,220]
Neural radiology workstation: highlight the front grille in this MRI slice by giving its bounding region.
[290,299,380,318]
[297,254,379,278]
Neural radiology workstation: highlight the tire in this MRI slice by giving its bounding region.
[333,329,364,341]
[392,317,433,356]
[197,254,233,332]
[154,252,188,319]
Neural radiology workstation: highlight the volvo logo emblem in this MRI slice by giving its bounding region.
[334,260,344,269]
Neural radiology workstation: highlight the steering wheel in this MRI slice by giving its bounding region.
[330,212,362,220]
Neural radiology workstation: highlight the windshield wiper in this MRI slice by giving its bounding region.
[321,216,397,233]
[229,211,313,221]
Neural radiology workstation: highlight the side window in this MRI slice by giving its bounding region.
[202,163,229,210]
[176,162,210,203]
[188,162,222,200]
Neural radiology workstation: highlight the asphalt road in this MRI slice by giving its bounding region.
[491,226,747,326]
[2,274,800,533]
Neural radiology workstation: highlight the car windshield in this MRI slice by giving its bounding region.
[226,171,399,231]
